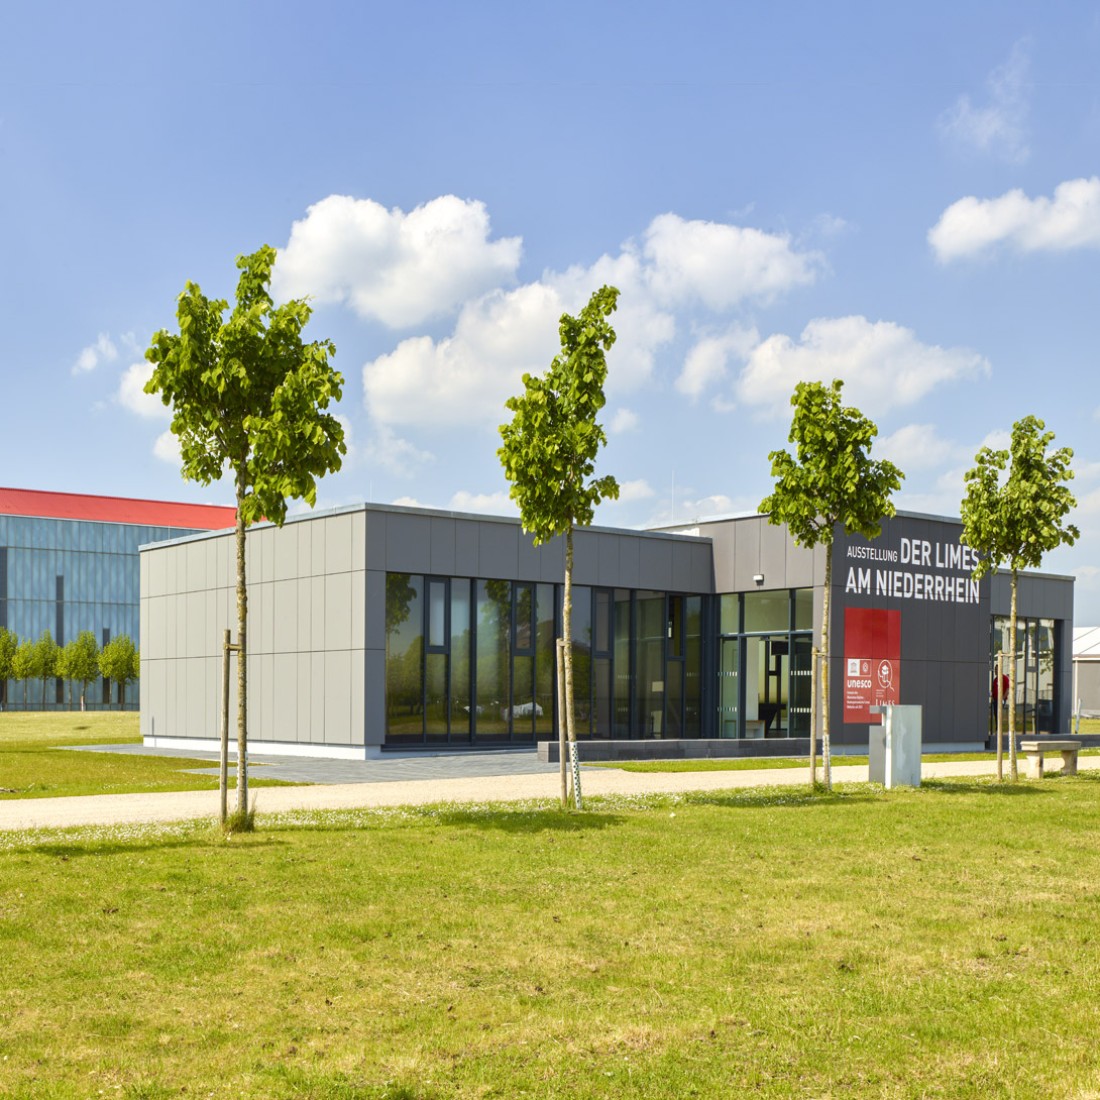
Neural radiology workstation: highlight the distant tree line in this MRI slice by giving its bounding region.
[0,628,139,711]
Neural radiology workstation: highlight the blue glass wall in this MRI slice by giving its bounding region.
[0,515,207,710]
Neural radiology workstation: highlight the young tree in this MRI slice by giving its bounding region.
[960,415,1077,780]
[499,285,620,809]
[63,631,101,712]
[759,379,904,790]
[32,630,59,711]
[12,640,34,709]
[99,634,139,710]
[146,245,345,819]
[0,627,16,711]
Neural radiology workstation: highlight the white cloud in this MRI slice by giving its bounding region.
[153,429,181,465]
[361,423,434,477]
[642,212,822,308]
[272,194,522,327]
[646,493,744,528]
[448,490,516,516]
[73,333,118,375]
[361,210,820,431]
[391,496,423,508]
[608,408,639,434]
[929,178,1100,262]
[876,424,966,472]
[615,479,655,504]
[364,282,563,429]
[939,41,1031,163]
[676,325,758,399]
[117,362,167,420]
[735,316,991,417]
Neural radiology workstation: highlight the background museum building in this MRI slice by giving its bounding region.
[139,502,1074,758]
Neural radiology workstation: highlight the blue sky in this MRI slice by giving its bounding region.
[5,2,1100,616]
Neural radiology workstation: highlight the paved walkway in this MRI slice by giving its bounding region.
[3,745,1096,833]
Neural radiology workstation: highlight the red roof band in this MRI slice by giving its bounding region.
[0,487,237,530]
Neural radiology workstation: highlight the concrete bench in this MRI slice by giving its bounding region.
[1020,739,1081,779]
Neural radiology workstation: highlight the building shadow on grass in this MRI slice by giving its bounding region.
[425,806,626,835]
[920,777,1047,797]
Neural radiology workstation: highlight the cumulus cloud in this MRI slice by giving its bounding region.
[362,210,820,430]
[735,316,991,417]
[615,479,656,503]
[929,178,1100,262]
[73,333,118,375]
[117,362,167,420]
[876,424,967,472]
[608,408,639,434]
[939,41,1031,163]
[153,429,181,465]
[676,325,758,399]
[272,194,522,327]
[448,490,517,516]
[642,213,822,308]
[361,424,435,477]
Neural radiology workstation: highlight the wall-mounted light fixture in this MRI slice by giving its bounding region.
[753,574,765,586]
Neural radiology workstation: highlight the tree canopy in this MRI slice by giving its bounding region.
[498,284,620,545]
[960,414,1077,780]
[146,244,345,821]
[960,415,1077,580]
[759,378,904,788]
[499,284,620,808]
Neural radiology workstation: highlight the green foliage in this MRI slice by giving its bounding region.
[0,627,17,707]
[0,627,16,681]
[759,379,904,548]
[99,635,139,709]
[63,630,101,709]
[960,414,1078,578]
[498,285,621,543]
[145,245,346,527]
[11,640,34,707]
[31,630,59,682]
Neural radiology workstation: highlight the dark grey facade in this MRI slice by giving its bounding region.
[140,504,1074,757]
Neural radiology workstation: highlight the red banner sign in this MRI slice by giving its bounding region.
[843,607,901,724]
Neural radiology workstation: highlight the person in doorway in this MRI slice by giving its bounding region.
[992,669,1010,709]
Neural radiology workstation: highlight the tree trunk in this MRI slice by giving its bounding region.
[563,525,582,808]
[1009,570,1018,781]
[556,638,567,810]
[235,480,249,816]
[821,543,833,790]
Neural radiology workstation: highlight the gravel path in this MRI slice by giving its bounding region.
[3,754,1095,832]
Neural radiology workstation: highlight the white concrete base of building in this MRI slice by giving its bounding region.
[142,736,380,760]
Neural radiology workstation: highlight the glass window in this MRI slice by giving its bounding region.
[476,580,511,740]
[427,579,447,649]
[719,593,739,635]
[385,574,423,740]
[743,590,789,633]
[450,581,472,739]
[534,584,556,736]
[793,589,813,631]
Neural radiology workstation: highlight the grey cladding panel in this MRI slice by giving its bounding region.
[732,521,763,591]
[454,521,480,576]
[759,523,789,586]
[570,530,600,586]
[365,570,387,651]
[597,534,621,587]
[516,529,545,582]
[386,513,432,575]
[478,523,519,579]
[637,538,673,590]
[616,537,641,589]
[429,517,457,576]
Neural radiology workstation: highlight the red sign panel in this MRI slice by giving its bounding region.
[843,607,901,724]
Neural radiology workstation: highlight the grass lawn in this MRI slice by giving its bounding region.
[590,750,1100,774]
[1,775,1099,1098]
[0,712,295,798]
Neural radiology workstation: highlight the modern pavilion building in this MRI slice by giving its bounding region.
[138,502,1074,757]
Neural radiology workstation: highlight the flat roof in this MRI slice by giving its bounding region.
[0,486,236,530]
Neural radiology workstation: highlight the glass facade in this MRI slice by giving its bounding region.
[384,572,708,746]
[718,589,814,739]
[0,514,209,710]
[990,615,1058,735]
